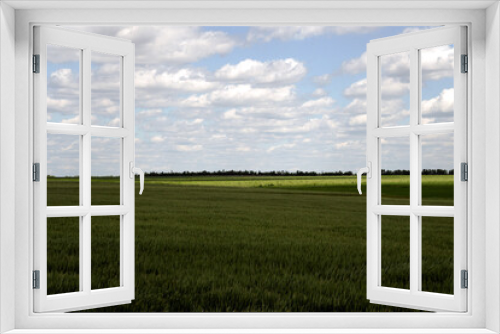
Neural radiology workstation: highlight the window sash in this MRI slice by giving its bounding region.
[32,26,136,313]
[366,26,467,312]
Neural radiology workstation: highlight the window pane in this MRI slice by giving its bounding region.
[47,217,80,295]
[47,134,80,206]
[381,215,410,290]
[91,216,121,290]
[380,51,410,127]
[91,52,121,127]
[421,216,454,294]
[421,132,454,206]
[381,137,410,205]
[47,44,81,124]
[91,137,121,205]
[420,44,454,124]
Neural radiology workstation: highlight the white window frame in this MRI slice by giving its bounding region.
[1,1,499,333]
[366,26,468,312]
[33,26,136,313]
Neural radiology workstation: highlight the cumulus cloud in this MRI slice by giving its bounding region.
[339,44,453,82]
[180,84,296,108]
[312,74,333,86]
[136,68,219,92]
[247,26,378,42]
[175,144,203,152]
[339,52,367,75]
[302,97,335,108]
[312,88,327,97]
[421,45,454,81]
[71,26,239,65]
[120,26,238,65]
[343,78,367,98]
[349,114,367,126]
[421,88,454,123]
[214,58,306,85]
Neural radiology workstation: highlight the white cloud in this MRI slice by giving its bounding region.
[349,114,367,126]
[421,45,454,81]
[61,115,80,124]
[301,97,335,108]
[267,143,296,153]
[380,100,410,127]
[180,84,296,107]
[312,88,327,97]
[108,118,121,127]
[72,26,239,65]
[47,97,78,115]
[151,136,166,143]
[135,68,219,92]
[138,109,163,117]
[214,58,306,85]
[339,44,452,81]
[343,77,409,99]
[313,74,333,86]
[121,26,238,65]
[344,98,366,114]
[175,144,203,152]
[222,109,242,120]
[421,88,454,122]
[339,52,367,75]
[343,78,367,98]
[247,26,378,42]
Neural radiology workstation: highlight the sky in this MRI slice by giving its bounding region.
[46,26,455,176]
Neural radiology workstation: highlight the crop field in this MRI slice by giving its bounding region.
[45,175,454,312]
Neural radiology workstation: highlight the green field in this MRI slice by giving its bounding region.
[46,175,454,312]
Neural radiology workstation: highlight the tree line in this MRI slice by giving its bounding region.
[145,169,454,177]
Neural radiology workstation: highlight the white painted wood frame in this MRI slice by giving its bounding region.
[32,26,135,313]
[366,26,467,312]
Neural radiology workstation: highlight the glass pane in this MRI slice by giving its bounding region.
[91,216,121,289]
[91,137,121,205]
[421,216,454,294]
[91,52,121,127]
[420,44,454,124]
[47,134,80,206]
[381,137,410,205]
[380,51,410,127]
[421,132,454,206]
[46,44,81,124]
[47,217,80,295]
[381,215,410,290]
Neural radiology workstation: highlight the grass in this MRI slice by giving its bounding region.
[45,175,454,312]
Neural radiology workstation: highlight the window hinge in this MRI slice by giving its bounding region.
[461,270,468,289]
[461,162,468,182]
[33,270,40,289]
[33,54,40,73]
[33,163,40,182]
[461,54,468,73]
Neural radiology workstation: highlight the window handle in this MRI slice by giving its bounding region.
[129,162,145,195]
[357,162,371,195]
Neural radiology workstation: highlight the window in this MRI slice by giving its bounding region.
[5,3,493,332]
[364,26,467,312]
[33,26,141,312]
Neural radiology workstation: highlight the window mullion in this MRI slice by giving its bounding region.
[409,47,420,294]
[82,47,92,294]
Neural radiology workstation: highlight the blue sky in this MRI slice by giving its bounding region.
[46,26,454,176]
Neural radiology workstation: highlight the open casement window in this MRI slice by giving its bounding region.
[364,26,467,312]
[33,26,141,312]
